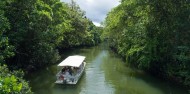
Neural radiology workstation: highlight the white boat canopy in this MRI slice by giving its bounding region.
[58,55,86,67]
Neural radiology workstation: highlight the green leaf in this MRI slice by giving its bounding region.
[10,75,17,82]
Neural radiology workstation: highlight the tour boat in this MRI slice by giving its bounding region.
[55,55,86,84]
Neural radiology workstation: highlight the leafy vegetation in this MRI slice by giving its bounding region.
[104,0,190,88]
[0,65,32,94]
[0,1,14,64]
[1,2,32,93]
[0,0,102,93]
[0,0,102,70]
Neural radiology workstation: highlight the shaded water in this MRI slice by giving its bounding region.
[26,43,188,94]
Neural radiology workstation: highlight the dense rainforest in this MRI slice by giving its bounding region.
[1,0,190,93]
[0,0,102,93]
[104,0,190,91]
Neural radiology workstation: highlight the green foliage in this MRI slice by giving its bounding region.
[104,0,190,88]
[0,0,102,69]
[0,2,32,93]
[0,2,14,64]
[0,65,32,94]
[59,1,102,48]
[2,0,61,68]
[0,0,102,93]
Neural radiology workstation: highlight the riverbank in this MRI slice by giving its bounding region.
[25,44,189,94]
[108,45,190,93]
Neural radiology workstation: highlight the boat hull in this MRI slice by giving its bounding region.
[55,62,86,84]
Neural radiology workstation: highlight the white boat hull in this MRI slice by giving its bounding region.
[55,62,86,84]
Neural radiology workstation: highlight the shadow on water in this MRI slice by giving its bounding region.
[26,43,189,94]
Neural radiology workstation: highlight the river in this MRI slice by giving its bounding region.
[26,43,188,94]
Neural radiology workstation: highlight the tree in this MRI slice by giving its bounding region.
[59,1,102,48]
[0,0,14,64]
[0,65,32,94]
[0,1,32,94]
[104,0,190,88]
[3,0,60,69]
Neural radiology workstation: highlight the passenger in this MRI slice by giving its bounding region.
[68,67,73,75]
[61,67,65,74]
[65,70,70,77]
[73,67,77,75]
[59,74,64,80]
[65,66,68,70]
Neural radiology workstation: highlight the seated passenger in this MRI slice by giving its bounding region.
[61,67,65,73]
[68,67,73,75]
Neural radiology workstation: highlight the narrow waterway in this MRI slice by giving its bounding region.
[26,43,188,94]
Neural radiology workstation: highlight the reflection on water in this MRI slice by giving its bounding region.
[26,44,188,94]
[101,51,163,94]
